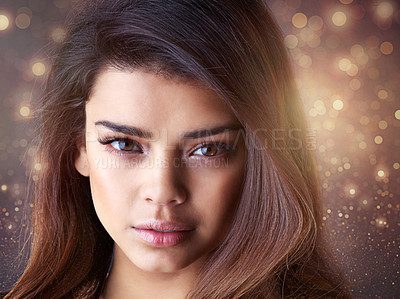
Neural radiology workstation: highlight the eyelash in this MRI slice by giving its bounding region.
[97,136,234,159]
[98,137,143,156]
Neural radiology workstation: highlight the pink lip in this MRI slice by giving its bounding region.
[133,220,195,248]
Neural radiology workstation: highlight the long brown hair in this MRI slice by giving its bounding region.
[7,0,352,298]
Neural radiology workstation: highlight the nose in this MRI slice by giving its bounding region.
[142,157,187,206]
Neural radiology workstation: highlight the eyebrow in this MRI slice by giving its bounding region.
[94,120,242,139]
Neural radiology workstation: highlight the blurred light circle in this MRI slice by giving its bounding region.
[359,141,367,149]
[378,120,388,130]
[32,62,46,76]
[346,64,359,76]
[298,55,312,68]
[19,106,30,117]
[51,27,67,43]
[292,13,308,28]
[340,0,353,4]
[380,41,393,55]
[377,170,385,177]
[308,15,324,30]
[332,11,347,26]
[378,89,388,99]
[333,99,344,110]
[284,34,298,49]
[374,135,383,144]
[350,44,364,57]
[15,13,31,29]
[376,1,394,18]
[0,15,9,31]
[338,58,351,71]
[395,109,400,120]
[349,78,361,90]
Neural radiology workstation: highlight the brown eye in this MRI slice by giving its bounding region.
[201,145,218,156]
[193,144,220,157]
[110,139,140,152]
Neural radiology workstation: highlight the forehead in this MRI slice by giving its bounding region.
[86,69,238,132]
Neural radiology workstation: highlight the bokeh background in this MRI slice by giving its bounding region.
[0,0,399,297]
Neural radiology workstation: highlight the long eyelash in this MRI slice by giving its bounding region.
[97,136,143,156]
[194,140,235,156]
[98,136,127,145]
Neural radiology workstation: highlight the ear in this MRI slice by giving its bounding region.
[75,136,90,177]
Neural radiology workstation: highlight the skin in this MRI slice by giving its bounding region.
[75,69,246,298]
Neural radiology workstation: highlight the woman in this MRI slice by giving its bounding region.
[5,0,352,298]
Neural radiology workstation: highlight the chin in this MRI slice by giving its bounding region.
[130,251,199,274]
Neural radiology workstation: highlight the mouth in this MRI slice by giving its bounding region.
[133,220,195,248]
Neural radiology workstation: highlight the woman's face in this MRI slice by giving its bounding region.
[75,69,246,274]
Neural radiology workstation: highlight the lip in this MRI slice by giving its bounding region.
[133,220,195,248]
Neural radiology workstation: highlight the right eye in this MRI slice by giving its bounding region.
[110,139,141,152]
[99,137,142,153]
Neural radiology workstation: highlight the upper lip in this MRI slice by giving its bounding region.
[134,220,195,232]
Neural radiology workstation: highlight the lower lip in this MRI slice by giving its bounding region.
[133,228,194,248]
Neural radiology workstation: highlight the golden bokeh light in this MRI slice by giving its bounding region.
[377,170,385,177]
[323,119,335,131]
[308,15,323,31]
[349,78,361,90]
[393,162,400,170]
[330,157,338,165]
[292,13,308,28]
[359,141,367,149]
[356,53,369,65]
[0,14,10,31]
[376,1,394,18]
[298,54,312,68]
[375,216,387,228]
[395,109,400,120]
[51,27,67,43]
[32,62,46,76]
[377,89,388,99]
[15,13,31,29]
[1,185,7,191]
[309,108,318,117]
[338,58,351,71]
[350,44,364,57]
[346,64,359,76]
[339,0,353,4]
[332,11,347,27]
[378,120,388,130]
[374,135,383,144]
[284,34,298,49]
[332,99,344,111]
[19,106,30,117]
[380,41,393,55]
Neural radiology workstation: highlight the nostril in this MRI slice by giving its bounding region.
[144,195,186,206]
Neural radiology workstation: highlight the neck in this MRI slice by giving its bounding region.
[101,245,203,299]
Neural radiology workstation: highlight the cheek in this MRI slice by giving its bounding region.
[86,151,138,232]
[190,162,245,238]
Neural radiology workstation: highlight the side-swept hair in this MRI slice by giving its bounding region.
[7,1,352,298]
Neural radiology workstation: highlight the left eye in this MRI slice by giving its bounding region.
[110,139,141,152]
[192,144,221,157]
